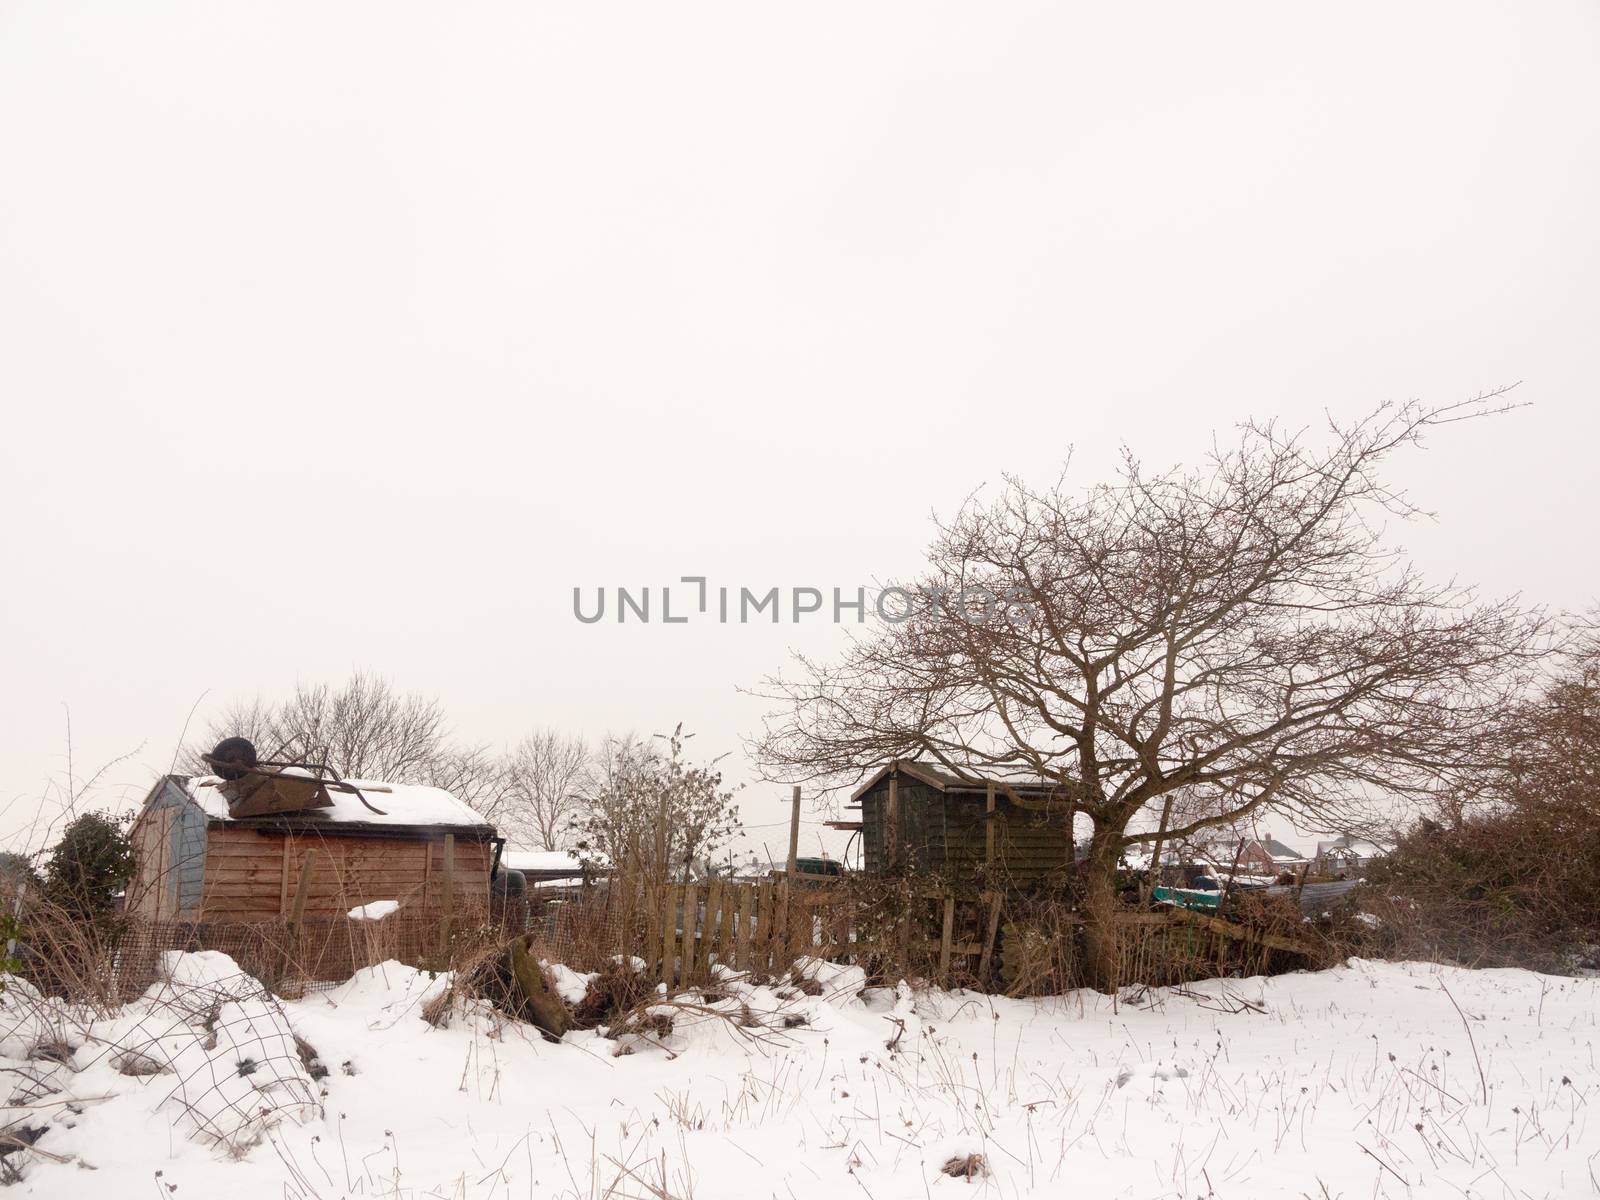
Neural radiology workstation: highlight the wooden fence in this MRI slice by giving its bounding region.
[20,880,1325,1008]
[534,878,1324,993]
[527,879,996,988]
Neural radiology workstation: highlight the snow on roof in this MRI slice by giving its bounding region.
[1315,835,1388,859]
[500,849,600,875]
[187,775,492,830]
[1194,836,1307,864]
[849,759,1072,802]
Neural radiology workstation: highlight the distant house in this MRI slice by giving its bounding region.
[1198,833,1308,878]
[850,760,1075,887]
[1313,834,1388,877]
[501,849,602,887]
[127,772,499,924]
[724,854,787,882]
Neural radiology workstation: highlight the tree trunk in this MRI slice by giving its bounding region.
[1080,826,1123,994]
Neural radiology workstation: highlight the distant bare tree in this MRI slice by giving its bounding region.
[417,745,516,825]
[754,394,1549,988]
[501,729,591,849]
[199,671,447,777]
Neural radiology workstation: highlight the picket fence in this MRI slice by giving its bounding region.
[534,877,1323,993]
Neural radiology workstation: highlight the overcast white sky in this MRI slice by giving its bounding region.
[1,1,1596,855]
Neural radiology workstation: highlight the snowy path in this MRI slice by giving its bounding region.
[7,957,1597,1199]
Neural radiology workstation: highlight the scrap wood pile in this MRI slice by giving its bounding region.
[420,929,839,1048]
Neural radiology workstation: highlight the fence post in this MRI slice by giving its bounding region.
[831,897,850,962]
[756,879,775,974]
[895,881,913,980]
[680,883,699,982]
[704,880,724,972]
[439,833,455,962]
[279,837,293,915]
[786,786,801,877]
[938,892,956,984]
[289,848,317,931]
[735,883,753,973]
[790,884,811,963]
[776,878,793,969]
[658,885,678,984]
[716,886,736,966]
[283,848,318,983]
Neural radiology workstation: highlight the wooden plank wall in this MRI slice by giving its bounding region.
[936,795,1074,885]
[860,779,1074,885]
[198,829,491,922]
[126,806,173,922]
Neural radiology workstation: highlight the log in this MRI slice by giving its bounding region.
[1161,905,1319,958]
[509,937,572,1041]
[978,892,1003,982]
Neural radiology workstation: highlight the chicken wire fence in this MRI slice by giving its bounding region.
[17,915,500,1005]
[522,891,645,972]
[1,953,325,1161]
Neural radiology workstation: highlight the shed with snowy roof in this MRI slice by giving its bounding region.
[126,771,500,924]
[849,760,1077,887]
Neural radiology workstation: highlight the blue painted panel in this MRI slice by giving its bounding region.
[146,777,207,918]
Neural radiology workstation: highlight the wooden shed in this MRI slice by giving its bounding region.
[850,760,1076,888]
[127,772,498,924]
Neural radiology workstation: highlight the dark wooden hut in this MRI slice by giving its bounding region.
[849,760,1077,887]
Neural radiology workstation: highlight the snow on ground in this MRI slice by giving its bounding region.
[3,955,1597,1199]
[347,900,401,922]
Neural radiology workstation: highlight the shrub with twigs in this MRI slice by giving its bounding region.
[1350,620,1600,973]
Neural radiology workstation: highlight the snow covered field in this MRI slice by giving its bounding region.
[3,954,1596,1199]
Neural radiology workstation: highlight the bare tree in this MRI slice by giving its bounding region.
[753,395,1548,988]
[196,671,513,818]
[1455,606,1599,827]
[1363,608,1600,968]
[500,729,591,850]
[417,745,516,825]
[199,671,447,777]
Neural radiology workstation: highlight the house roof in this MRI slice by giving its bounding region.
[1257,836,1307,862]
[848,759,1073,803]
[186,773,493,833]
[1197,835,1307,864]
[1314,834,1388,859]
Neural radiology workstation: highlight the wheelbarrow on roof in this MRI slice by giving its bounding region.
[201,737,387,819]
